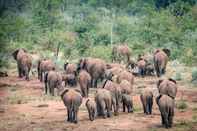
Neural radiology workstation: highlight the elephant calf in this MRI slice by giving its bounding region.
[61,89,82,123]
[45,70,62,96]
[86,99,96,121]
[122,94,133,113]
[156,94,175,128]
[140,89,153,115]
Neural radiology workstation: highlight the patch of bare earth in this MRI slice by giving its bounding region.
[0,74,197,131]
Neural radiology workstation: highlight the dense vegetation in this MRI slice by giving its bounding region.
[0,0,197,68]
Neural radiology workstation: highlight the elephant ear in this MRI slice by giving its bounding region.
[168,78,176,84]
[74,89,82,95]
[156,94,162,105]
[12,49,20,60]
[64,62,69,71]
[157,79,163,88]
[85,99,90,105]
[154,49,160,55]
[82,58,87,69]
[162,48,170,57]
[60,89,69,99]
[21,48,27,52]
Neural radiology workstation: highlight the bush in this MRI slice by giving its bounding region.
[173,72,182,81]
[177,100,188,111]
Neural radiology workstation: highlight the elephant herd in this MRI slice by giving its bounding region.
[12,46,177,128]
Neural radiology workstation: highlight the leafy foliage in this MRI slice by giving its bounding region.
[0,0,197,68]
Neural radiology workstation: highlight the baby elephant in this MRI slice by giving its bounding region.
[61,89,82,123]
[140,89,153,115]
[156,94,175,128]
[86,99,96,121]
[122,94,133,113]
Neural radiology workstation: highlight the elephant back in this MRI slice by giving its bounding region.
[158,79,177,99]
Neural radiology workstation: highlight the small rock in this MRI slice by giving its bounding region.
[37,104,49,108]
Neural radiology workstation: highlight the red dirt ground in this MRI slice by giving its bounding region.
[0,74,197,131]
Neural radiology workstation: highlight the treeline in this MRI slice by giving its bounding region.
[0,0,197,67]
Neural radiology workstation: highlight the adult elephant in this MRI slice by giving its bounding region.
[102,79,122,116]
[64,62,77,74]
[61,89,82,123]
[119,80,133,94]
[37,59,55,82]
[78,58,106,88]
[117,70,134,89]
[78,70,91,97]
[156,94,175,128]
[157,78,177,99]
[44,70,62,96]
[153,49,170,77]
[95,88,112,118]
[112,44,131,64]
[12,48,32,80]
[105,67,123,81]
[137,58,147,77]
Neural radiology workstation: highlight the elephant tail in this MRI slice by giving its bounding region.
[156,94,162,105]
[37,60,41,78]
[44,72,48,84]
[102,79,108,88]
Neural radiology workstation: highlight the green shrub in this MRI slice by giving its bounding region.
[173,72,182,81]
[177,100,188,111]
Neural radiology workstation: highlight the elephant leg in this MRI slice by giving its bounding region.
[51,87,55,96]
[92,109,95,120]
[94,79,98,88]
[68,108,73,122]
[142,68,145,77]
[91,79,94,88]
[88,110,92,121]
[17,62,24,78]
[130,102,133,113]
[24,67,29,81]
[149,99,153,114]
[168,115,173,128]
[162,113,169,128]
[45,82,48,94]
[145,103,149,115]
[85,87,88,98]
[67,108,70,122]
[73,109,78,124]
[142,102,146,114]
[123,102,126,112]
[161,113,165,126]
[112,99,117,115]
[100,101,106,118]
[162,68,166,75]
[40,72,43,82]
[87,86,89,97]
[168,109,174,128]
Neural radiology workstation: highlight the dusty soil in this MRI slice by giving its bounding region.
[0,73,197,131]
